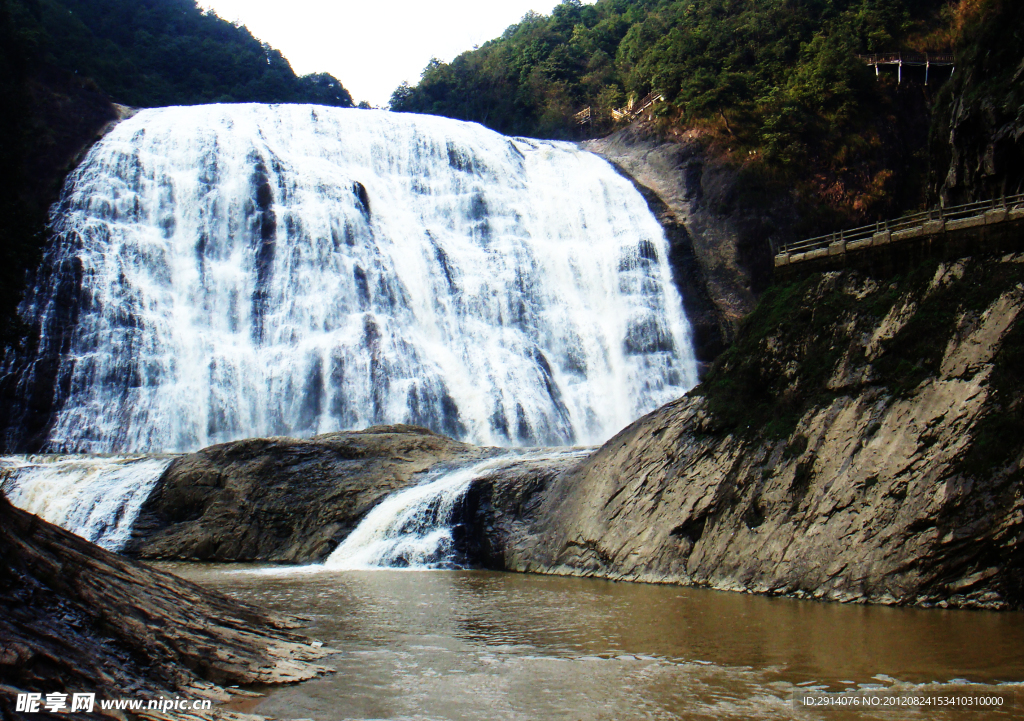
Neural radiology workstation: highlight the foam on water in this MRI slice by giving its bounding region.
[0,454,173,549]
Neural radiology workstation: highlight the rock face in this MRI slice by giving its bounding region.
[0,495,332,707]
[932,1,1024,203]
[125,425,490,563]
[583,125,792,368]
[460,454,585,570]
[491,254,1024,609]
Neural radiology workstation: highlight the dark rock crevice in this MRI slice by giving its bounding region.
[931,1,1024,204]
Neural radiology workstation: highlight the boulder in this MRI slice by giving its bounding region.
[125,425,491,563]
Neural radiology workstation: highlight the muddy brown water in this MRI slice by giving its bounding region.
[165,564,1024,720]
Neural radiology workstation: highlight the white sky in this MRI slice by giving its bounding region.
[198,1,578,108]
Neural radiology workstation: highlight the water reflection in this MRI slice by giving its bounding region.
[165,565,1024,720]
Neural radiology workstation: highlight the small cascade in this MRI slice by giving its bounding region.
[324,450,586,570]
[0,455,173,550]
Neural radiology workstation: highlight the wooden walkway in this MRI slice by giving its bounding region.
[573,106,593,125]
[775,194,1024,270]
[611,91,663,122]
[573,91,664,127]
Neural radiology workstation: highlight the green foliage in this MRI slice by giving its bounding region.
[8,0,354,108]
[693,275,833,439]
[694,265,897,438]
[392,0,943,148]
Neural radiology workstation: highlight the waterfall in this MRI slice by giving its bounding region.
[3,104,697,453]
[325,449,587,570]
[323,457,500,570]
[0,455,174,550]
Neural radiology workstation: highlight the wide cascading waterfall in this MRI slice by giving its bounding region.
[2,104,697,453]
[0,455,174,550]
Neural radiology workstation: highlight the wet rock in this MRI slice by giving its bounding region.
[459,454,584,570]
[0,495,332,707]
[125,425,490,563]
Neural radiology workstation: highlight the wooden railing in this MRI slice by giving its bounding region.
[858,52,955,84]
[776,194,1024,266]
[858,52,954,66]
[573,106,592,125]
[612,91,664,122]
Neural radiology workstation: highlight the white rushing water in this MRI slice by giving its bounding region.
[325,450,588,571]
[0,455,174,549]
[7,104,696,453]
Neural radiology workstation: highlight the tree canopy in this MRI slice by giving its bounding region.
[391,0,957,231]
[7,0,354,107]
[393,0,950,143]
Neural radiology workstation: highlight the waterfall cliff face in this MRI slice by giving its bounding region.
[2,105,696,453]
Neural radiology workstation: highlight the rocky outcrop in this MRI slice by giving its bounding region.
[583,125,794,368]
[489,254,1024,609]
[932,0,1024,203]
[125,425,492,563]
[460,453,584,570]
[0,495,332,708]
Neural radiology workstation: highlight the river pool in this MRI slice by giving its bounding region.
[166,564,1024,720]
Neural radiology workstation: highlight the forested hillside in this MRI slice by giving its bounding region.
[393,0,950,138]
[5,0,353,107]
[392,0,960,230]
